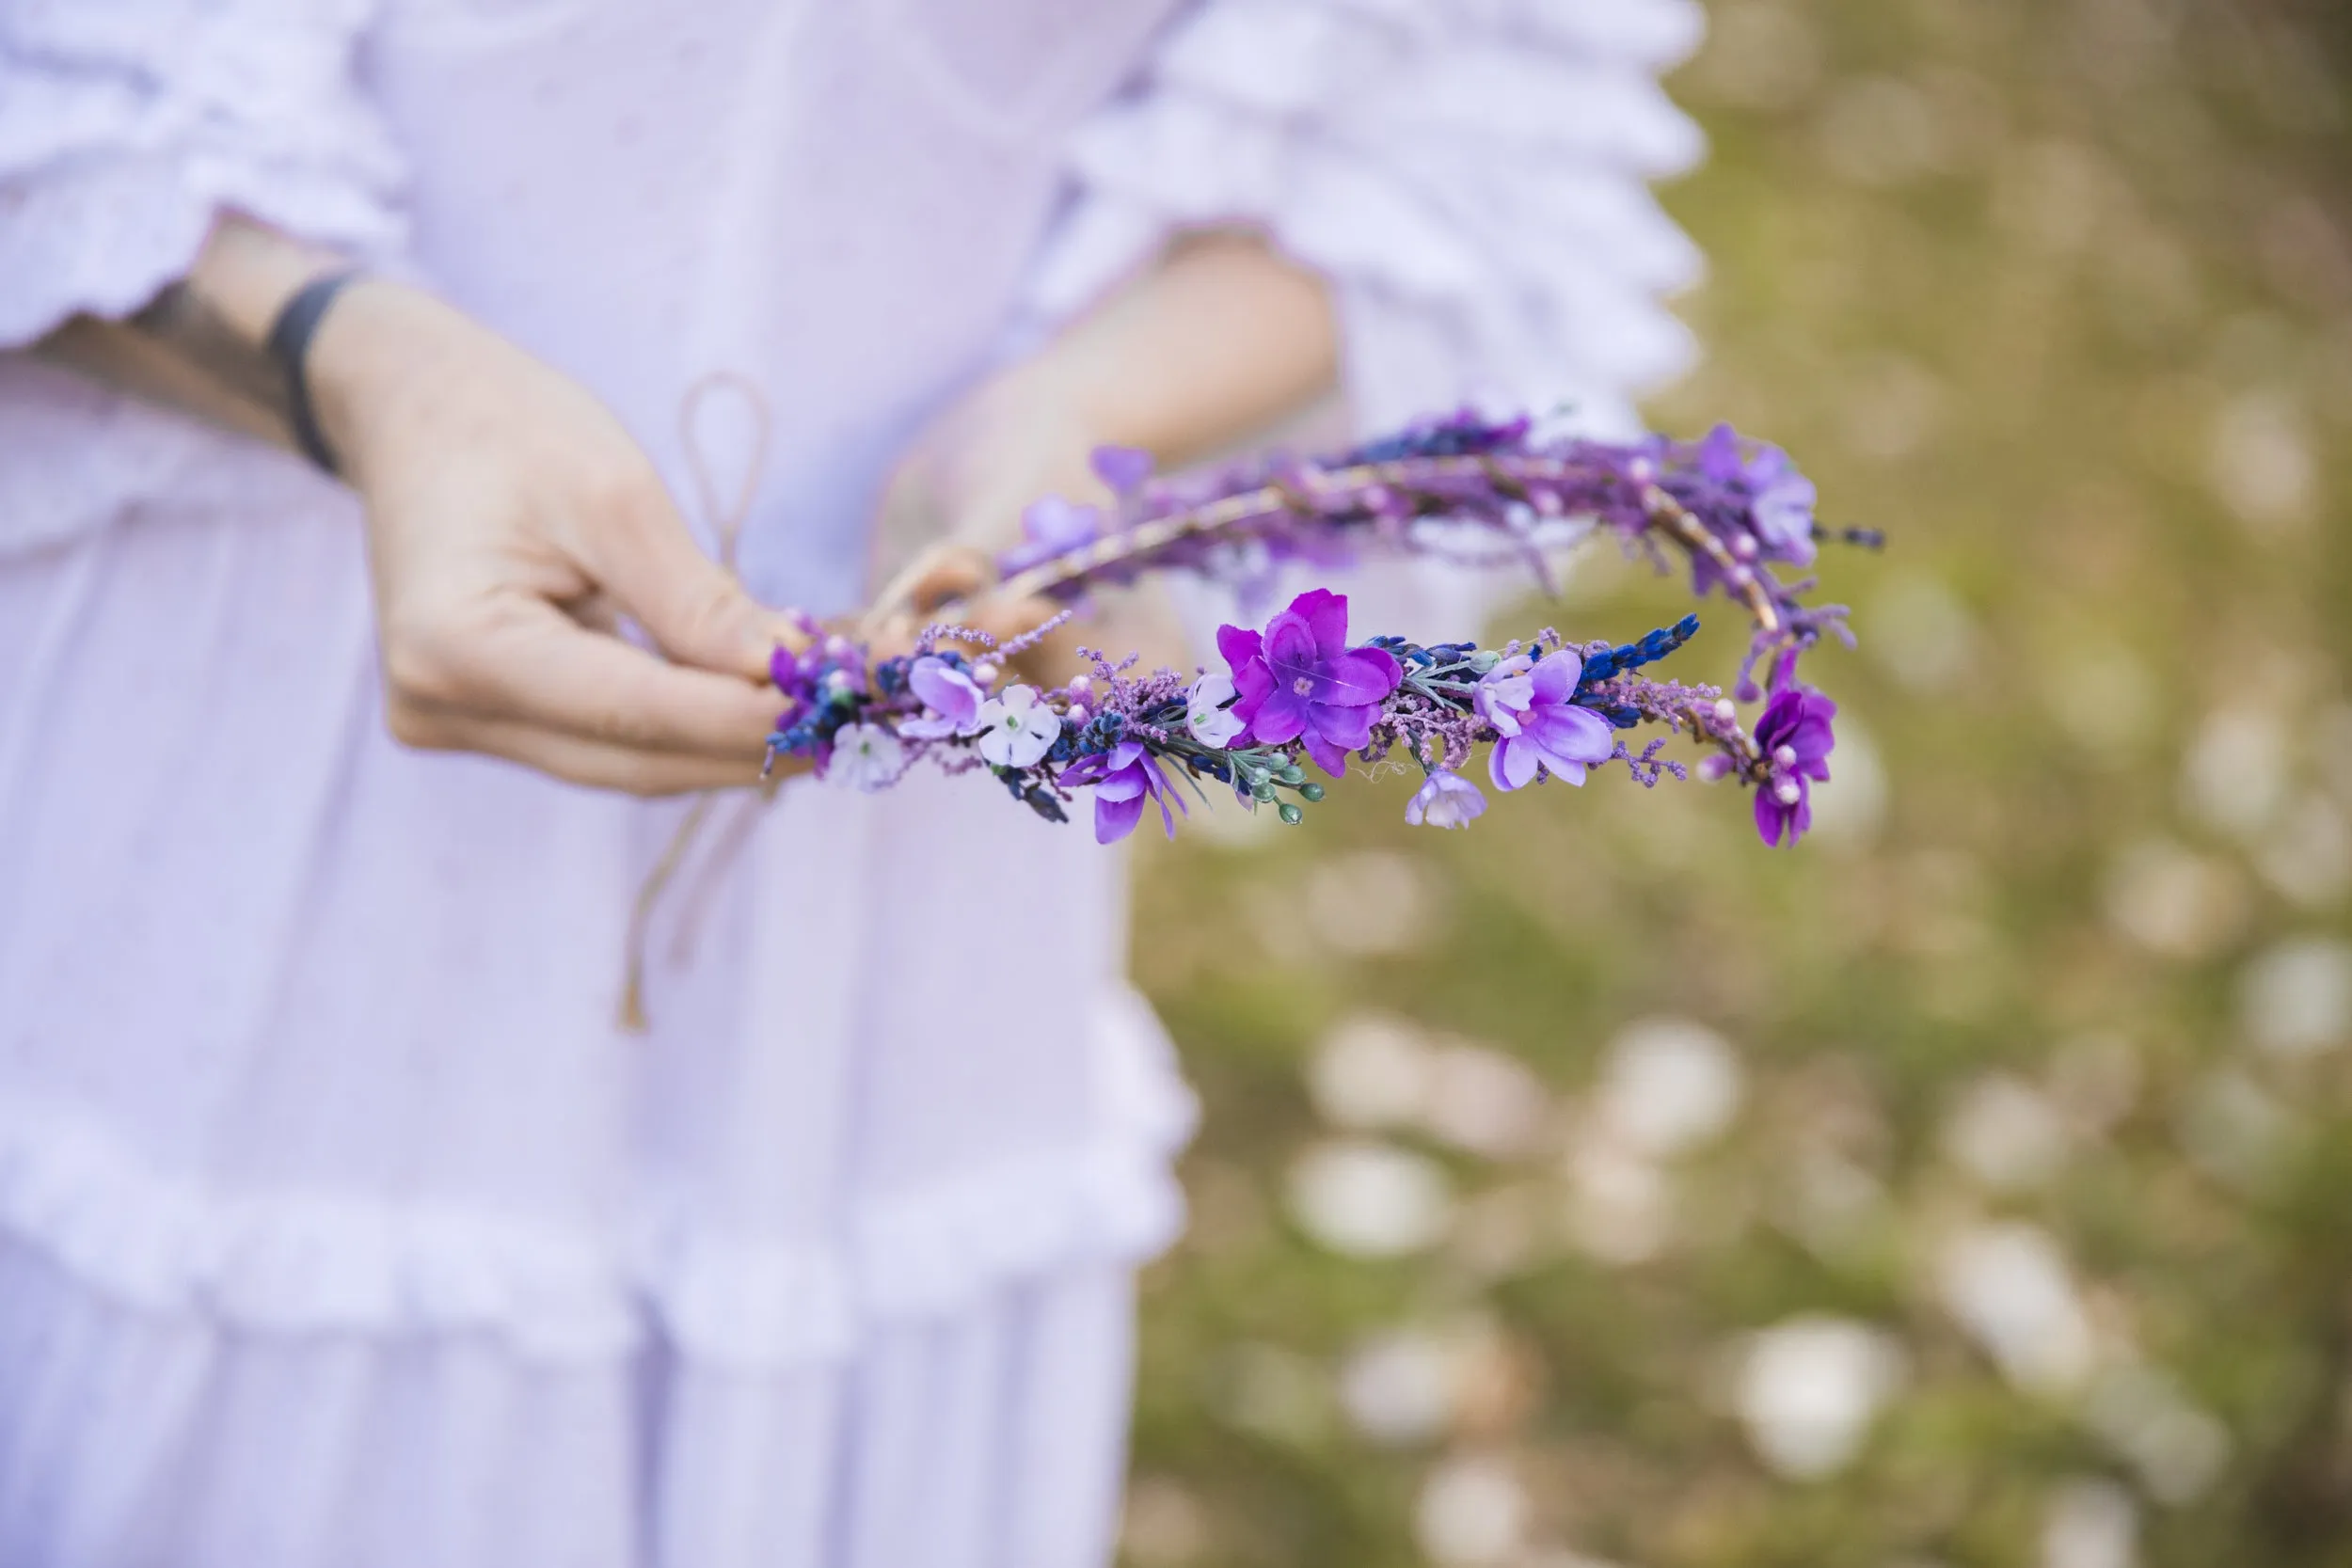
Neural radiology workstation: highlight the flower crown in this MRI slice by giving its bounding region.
[767,411,1866,849]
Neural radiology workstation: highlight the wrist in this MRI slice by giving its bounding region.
[302,281,468,488]
[185,214,348,346]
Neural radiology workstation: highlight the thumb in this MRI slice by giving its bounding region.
[872,541,995,624]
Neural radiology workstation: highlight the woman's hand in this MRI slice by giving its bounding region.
[865,364,1186,684]
[310,281,806,796]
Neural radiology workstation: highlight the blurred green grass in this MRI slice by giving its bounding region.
[1121,3,2352,1565]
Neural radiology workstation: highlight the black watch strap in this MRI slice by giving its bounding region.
[264,269,364,475]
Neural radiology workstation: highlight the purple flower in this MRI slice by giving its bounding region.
[1062,738,1184,845]
[1405,769,1486,829]
[1090,445,1153,496]
[1475,649,1616,790]
[1699,423,1817,565]
[769,643,809,723]
[1751,685,1836,847]
[998,495,1104,575]
[1216,589,1402,777]
[898,655,986,738]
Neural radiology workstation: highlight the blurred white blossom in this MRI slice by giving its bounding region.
[1594,1018,1745,1158]
[1942,1073,2071,1190]
[2180,708,2289,839]
[2252,794,2352,907]
[1337,1317,1514,1449]
[1423,1040,1552,1159]
[2042,1479,2139,1568]
[1287,1139,1454,1258]
[1733,1315,1909,1479]
[1562,1137,1673,1265]
[2237,937,2352,1057]
[2207,392,2316,537]
[1307,1014,1432,1130]
[1414,1455,1529,1568]
[1936,1223,2097,1394]
[1339,1329,1456,1447]
[2104,840,2248,958]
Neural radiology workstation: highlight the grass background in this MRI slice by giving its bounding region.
[1120,3,2352,1564]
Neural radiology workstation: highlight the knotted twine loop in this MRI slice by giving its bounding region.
[616,372,774,1032]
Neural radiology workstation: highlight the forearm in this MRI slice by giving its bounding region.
[1008,230,1340,468]
[29,214,342,455]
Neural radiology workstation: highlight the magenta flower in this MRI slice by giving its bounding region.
[1216,589,1401,777]
[1062,739,1184,845]
[1475,649,1615,790]
[1752,685,1836,847]
[1405,769,1486,829]
[898,655,986,738]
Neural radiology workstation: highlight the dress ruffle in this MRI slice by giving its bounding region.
[0,0,408,343]
[0,990,1196,1370]
[0,0,409,562]
[1024,0,1708,432]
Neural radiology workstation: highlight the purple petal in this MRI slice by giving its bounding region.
[1230,658,1276,726]
[1289,588,1349,658]
[1311,699,1376,753]
[1526,705,1617,766]
[907,658,980,727]
[1095,767,1148,803]
[1302,730,1350,778]
[1490,736,1540,792]
[1022,495,1103,548]
[1263,607,1317,669]
[769,644,801,689]
[1321,646,1401,705]
[1089,445,1154,495]
[1215,624,1263,673]
[1528,649,1583,704]
[1698,422,1742,483]
[1095,789,1148,845]
[1248,687,1311,745]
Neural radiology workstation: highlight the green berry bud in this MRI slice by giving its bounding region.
[1278,802,1303,825]
[1299,783,1326,802]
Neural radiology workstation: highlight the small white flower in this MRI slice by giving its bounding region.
[1186,673,1247,747]
[976,685,1062,768]
[827,722,905,792]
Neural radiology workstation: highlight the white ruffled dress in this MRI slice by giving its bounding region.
[0,2,1702,1563]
